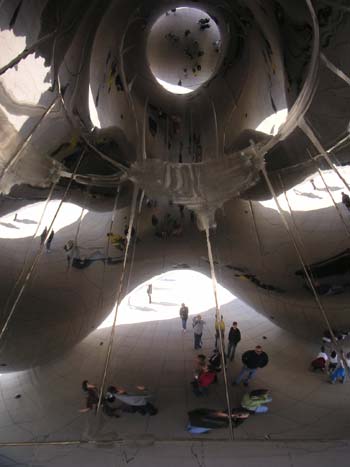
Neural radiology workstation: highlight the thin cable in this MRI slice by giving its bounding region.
[248,201,264,257]
[279,175,308,250]
[210,98,219,159]
[306,150,350,238]
[260,163,345,363]
[67,187,89,270]
[0,30,58,76]
[0,96,60,180]
[125,191,144,297]
[94,187,121,326]
[204,226,234,441]
[96,185,139,414]
[299,118,350,192]
[1,182,58,320]
[0,151,85,344]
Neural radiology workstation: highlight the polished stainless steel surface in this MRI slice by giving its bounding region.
[1,0,350,458]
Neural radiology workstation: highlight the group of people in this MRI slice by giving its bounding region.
[188,346,271,432]
[187,388,272,433]
[310,345,350,384]
[181,304,271,432]
[80,301,271,436]
[80,380,158,417]
[152,212,183,238]
[179,307,269,386]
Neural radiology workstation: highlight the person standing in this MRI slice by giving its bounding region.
[46,230,54,252]
[147,284,152,304]
[179,303,189,332]
[40,227,48,245]
[234,345,268,387]
[214,315,225,350]
[341,192,350,211]
[227,321,241,361]
[193,315,205,349]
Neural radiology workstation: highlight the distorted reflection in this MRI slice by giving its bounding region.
[0,201,87,239]
[259,169,347,212]
[255,108,288,136]
[88,85,102,128]
[98,269,235,328]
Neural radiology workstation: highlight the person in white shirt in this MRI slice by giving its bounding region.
[311,346,328,372]
[317,346,328,362]
[328,350,338,372]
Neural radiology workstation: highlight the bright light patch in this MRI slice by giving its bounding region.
[155,77,193,95]
[0,30,52,132]
[98,269,236,328]
[256,108,288,136]
[88,85,102,128]
[259,169,349,212]
[0,201,86,239]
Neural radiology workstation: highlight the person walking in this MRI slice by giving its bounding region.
[227,321,241,361]
[179,303,189,332]
[193,315,205,349]
[147,284,152,304]
[214,315,225,350]
[234,345,268,387]
[46,230,54,252]
[40,226,48,245]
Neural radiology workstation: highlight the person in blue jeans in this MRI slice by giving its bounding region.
[192,315,205,349]
[329,362,346,384]
[179,303,189,332]
[234,345,269,386]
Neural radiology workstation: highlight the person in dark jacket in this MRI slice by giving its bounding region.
[234,345,268,386]
[187,408,250,433]
[46,230,54,252]
[179,303,189,332]
[227,321,241,361]
[341,192,350,211]
[79,380,99,413]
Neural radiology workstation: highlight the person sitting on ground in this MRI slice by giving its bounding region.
[241,389,272,413]
[208,349,222,371]
[191,367,216,396]
[80,380,99,413]
[187,408,250,434]
[194,354,207,378]
[310,346,328,372]
[105,385,158,415]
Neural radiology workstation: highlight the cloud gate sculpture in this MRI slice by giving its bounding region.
[1,0,350,374]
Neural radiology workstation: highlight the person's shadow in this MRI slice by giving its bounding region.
[0,222,19,229]
[316,186,342,192]
[294,190,322,199]
[14,218,38,225]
